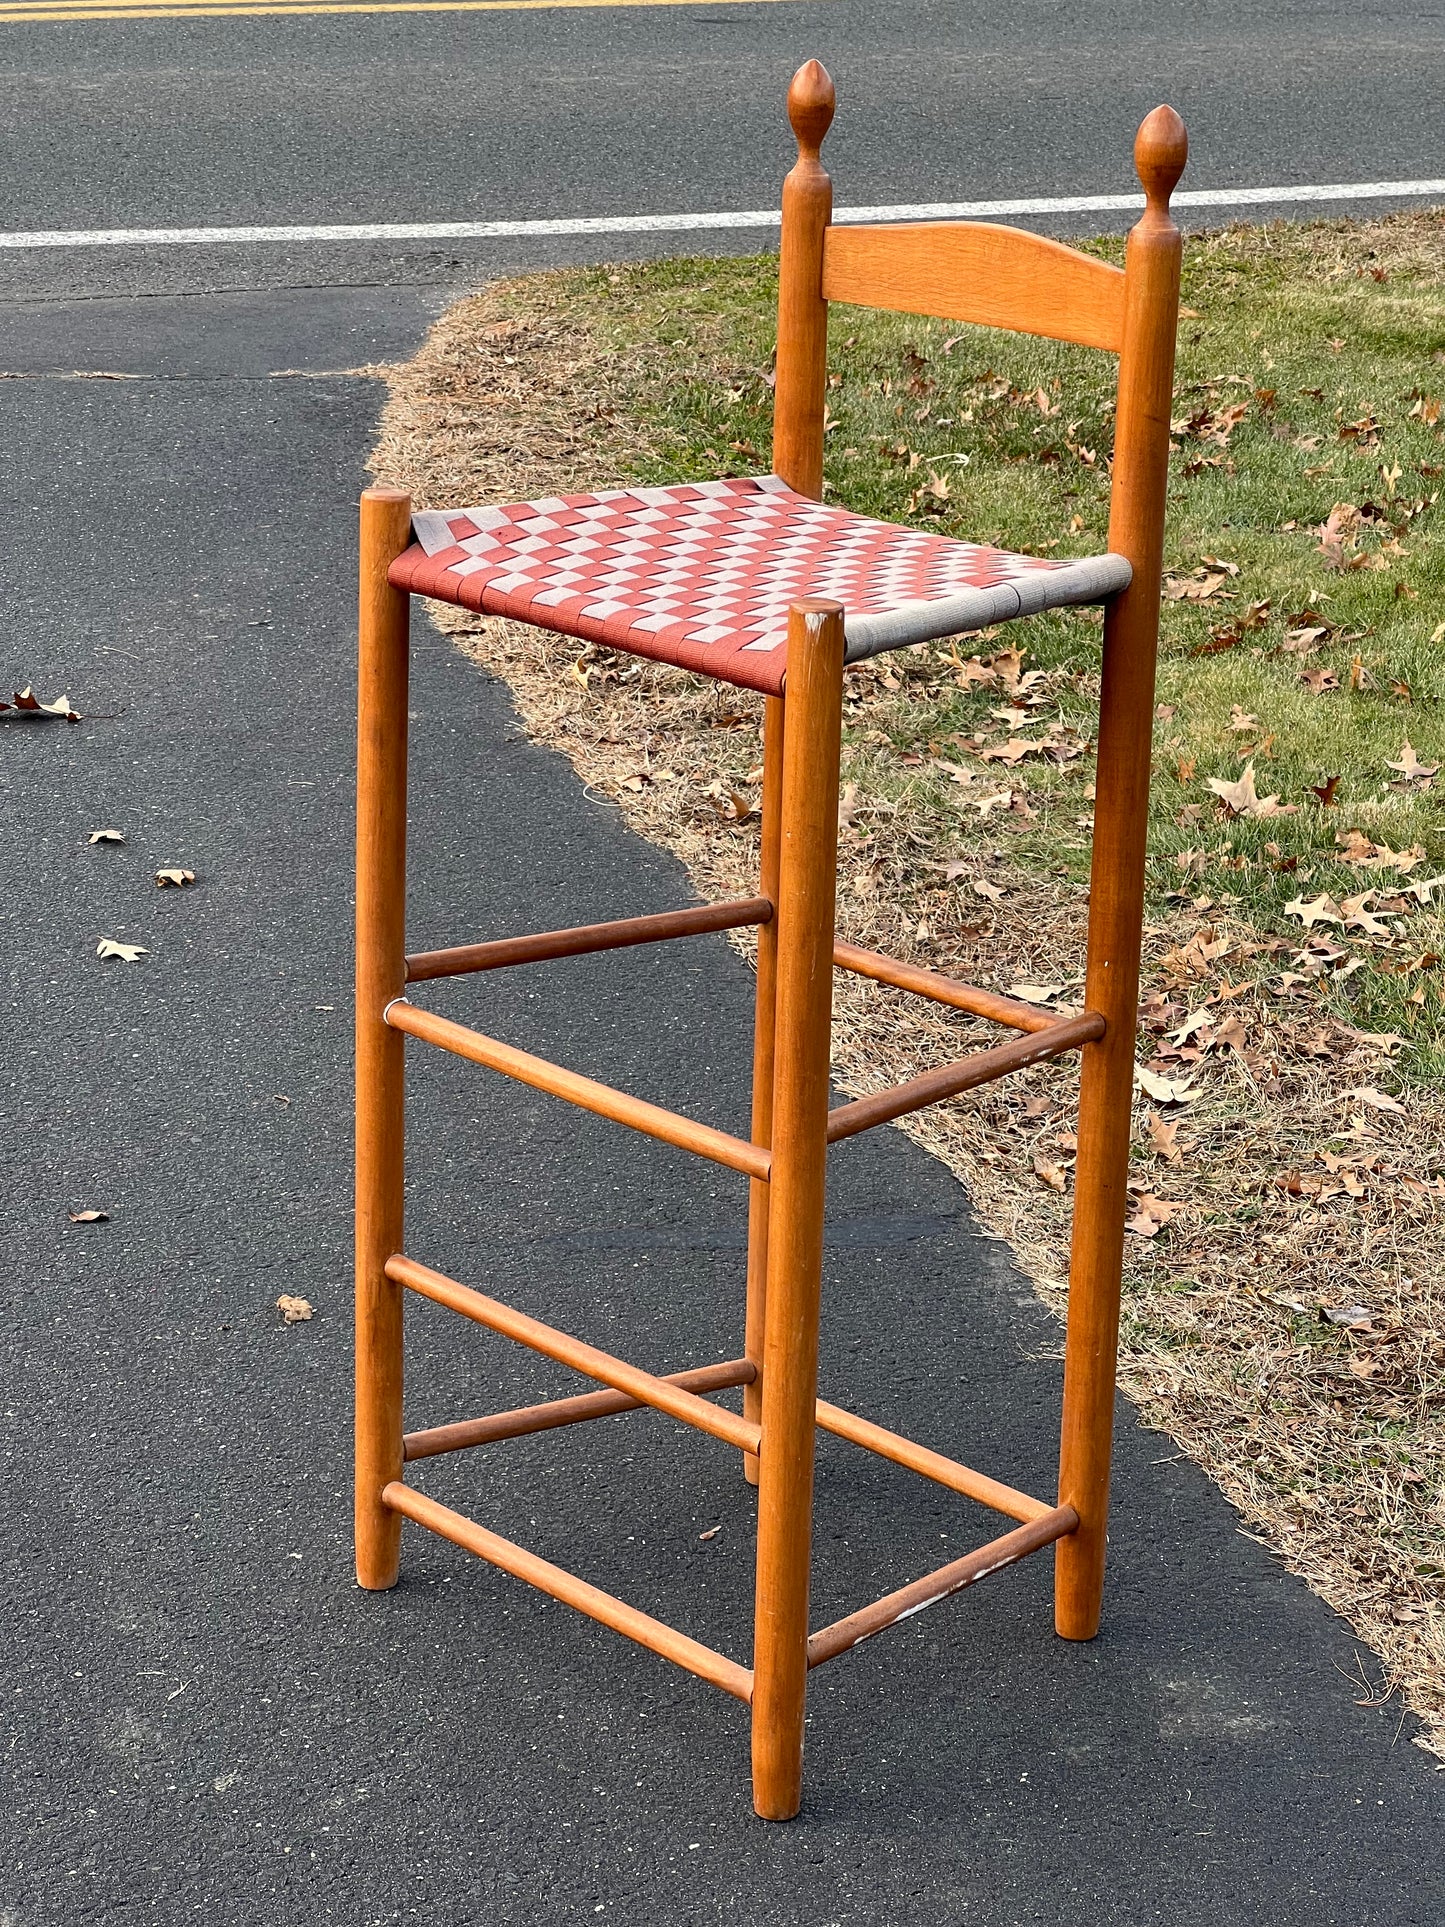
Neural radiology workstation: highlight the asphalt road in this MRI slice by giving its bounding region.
[0,0,1443,300]
[2,3,1444,1921]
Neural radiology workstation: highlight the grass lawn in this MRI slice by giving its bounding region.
[374,210,1445,1751]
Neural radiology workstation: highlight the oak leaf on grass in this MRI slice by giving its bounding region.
[1284,894,1343,929]
[1206,763,1294,818]
[1387,741,1439,782]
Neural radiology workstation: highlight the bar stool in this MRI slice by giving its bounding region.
[355,61,1186,1820]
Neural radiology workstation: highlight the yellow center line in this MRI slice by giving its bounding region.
[0,0,814,17]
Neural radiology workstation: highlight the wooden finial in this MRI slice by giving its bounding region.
[1134,104,1188,215]
[787,59,835,162]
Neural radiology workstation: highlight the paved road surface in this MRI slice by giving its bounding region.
[2,3,1443,1920]
[1,0,1443,298]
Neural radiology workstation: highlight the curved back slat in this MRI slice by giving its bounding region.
[821,221,1126,353]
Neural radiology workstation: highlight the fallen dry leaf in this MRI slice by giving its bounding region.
[276,1294,313,1324]
[1387,741,1439,782]
[1032,1155,1067,1192]
[154,868,196,888]
[1135,1065,1198,1105]
[1126,1192,1184,1238]
[68,1208,108,1223]
[1299,666,1340,695]
[1207,762,1293,818]
[1284,894,1343,929]
[1321,1304,1373,1330]
[698,1524,723,1542]
[1146,1111,1184,1164]
[1341,1086,1408,1115]
[88,829,126,845]
[2,686,80,722]
[96,938,147,962]
[971,876,1005,902]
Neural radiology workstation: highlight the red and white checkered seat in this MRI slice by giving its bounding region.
[391,474,1130,696]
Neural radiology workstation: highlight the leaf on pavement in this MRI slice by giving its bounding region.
[68,1208,109,1223]
[96,938,147,961]
[154,868,196,887]
[276,1294,314,1324]
[2,686,81,722]
[88,828,126,845]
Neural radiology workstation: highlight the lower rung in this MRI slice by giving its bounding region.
[382,1481,754,1703]
[806,1504,1078,1668]
[404,1357,756,1462]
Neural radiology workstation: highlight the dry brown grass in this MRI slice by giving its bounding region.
[372,259,1445,1756]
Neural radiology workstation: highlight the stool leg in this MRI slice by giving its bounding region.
[1055,587,1158,1639]
[355,486,414,1592]
[751,603,844,1821]
[743,694,786,1486]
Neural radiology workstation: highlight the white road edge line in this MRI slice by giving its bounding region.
[1,179,1442,249]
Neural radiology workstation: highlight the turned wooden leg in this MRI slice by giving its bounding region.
[1055,113,1184,1640]
[743,694,786,1486]
[751,602,843,1821]
[355,486,413,1592]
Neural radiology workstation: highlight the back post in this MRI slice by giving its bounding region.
[743,59,836,1482]
[772,59,835,499]
[1055,107,1187,1639]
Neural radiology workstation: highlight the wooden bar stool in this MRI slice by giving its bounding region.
[355,61,1187,1821]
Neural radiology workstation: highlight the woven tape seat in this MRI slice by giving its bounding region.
[392,474,1131,694]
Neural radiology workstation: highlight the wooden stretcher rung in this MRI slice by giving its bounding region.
[806,1504,1079,1669]
[406,896,774,983]
[387,1254,763,1457]
[383,1481,754,1703]
[814,1398,1053,1523]
[833,940,1060,1034]
[405,1357,757,1462]
[825,1008,1105,1143]
[384,998,769,1181]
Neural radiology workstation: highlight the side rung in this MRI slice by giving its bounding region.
[387,1254,762,1457]
[404,1357,757,1461]
[383,1482,754,1703]
[826,1009,1104,1142]
[815,1397,1053,1524]
[406,896,773,983]
[807,1505,1079,1668]
[384,998,768,1181]
[833,940,1059,1034]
